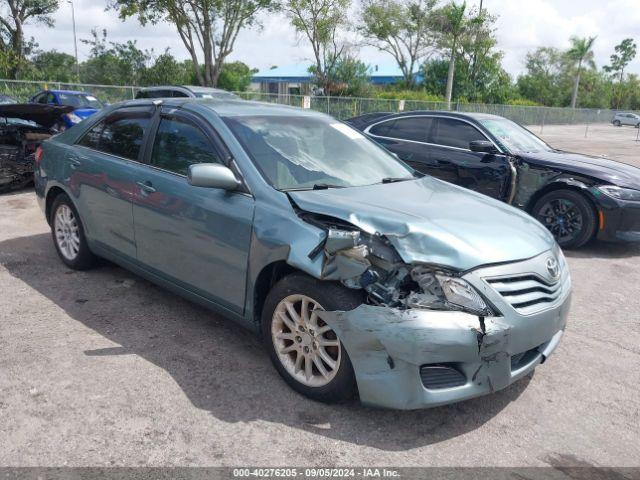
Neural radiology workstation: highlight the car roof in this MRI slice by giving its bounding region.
[48,89,91,95]
[115,97,326,118]
[387,110,503,121]
[137,85,233,94]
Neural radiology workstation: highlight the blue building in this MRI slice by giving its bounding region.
[250,63,421,94]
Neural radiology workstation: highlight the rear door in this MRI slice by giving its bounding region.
[71,106,154,259]
[366,116,444,175]
[430,117,511,200]
[131,107,254,313]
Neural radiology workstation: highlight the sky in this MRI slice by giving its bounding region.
[21,0,640,79]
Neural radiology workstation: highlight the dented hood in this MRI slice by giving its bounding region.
[0,103,74,129]
[289,176,554,271]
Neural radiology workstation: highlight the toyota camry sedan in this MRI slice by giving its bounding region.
[34,98,571,409]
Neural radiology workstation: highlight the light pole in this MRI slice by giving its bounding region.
[68,0,79,80]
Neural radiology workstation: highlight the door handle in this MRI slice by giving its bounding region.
[136,181,156,194]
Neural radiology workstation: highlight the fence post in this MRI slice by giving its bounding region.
[131,86,135,99]
[540,110,546,135]
[585,111,590,139]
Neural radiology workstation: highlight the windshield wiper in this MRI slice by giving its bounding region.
[381,177,414,184]
[312,183,345,190]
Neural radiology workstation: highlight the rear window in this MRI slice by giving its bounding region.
[78,109,151,161]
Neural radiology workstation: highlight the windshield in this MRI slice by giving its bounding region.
[58,93,102,109]
[224,115,414,191]
[480,118,552,153]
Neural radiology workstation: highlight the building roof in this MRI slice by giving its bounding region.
[252,63,421,85]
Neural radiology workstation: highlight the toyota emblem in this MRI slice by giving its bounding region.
[546,257,560,280]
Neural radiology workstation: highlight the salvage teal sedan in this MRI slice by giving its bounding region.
[34,98,571,409]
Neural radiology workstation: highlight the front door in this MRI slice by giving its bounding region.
[429,117,512,200]
[131,108,254,314]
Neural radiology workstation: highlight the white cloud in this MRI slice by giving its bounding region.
[21,0,640,79]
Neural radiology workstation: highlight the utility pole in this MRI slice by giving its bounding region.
[68,0,79,80]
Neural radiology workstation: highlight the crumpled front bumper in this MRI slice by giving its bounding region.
[317,292,570,410]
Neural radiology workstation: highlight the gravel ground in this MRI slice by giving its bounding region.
[0,124,639,468]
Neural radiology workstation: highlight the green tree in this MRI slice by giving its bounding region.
[326,54,371,96]
[359,0,436,88]
[566,35,596,108]
[138,52,193,86]
[431,1,471,108]
[29,50,77,82]
[110,0,275,87]
[284,0,351,93]
[80,29,151,85]
[516,47,569,106]
[217,61,257,91]
[0,0,58,78]
[604,38,637,109]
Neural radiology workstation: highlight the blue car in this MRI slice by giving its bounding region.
[29,89,103,130]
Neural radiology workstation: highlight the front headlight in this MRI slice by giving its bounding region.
[65,112,82,124]
[409,266,493,316]
[598,185,640,202]
[436,275,492,316]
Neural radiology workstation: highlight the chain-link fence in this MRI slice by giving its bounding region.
[234,91,632,128]
[0,79,139,105]
[1,78,637,130]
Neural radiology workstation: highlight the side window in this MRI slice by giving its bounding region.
[150,116,220,175]
[386,117,433,142]
[100,116,150,160]
[47,93,57,104]
[77,121,104,150]
[77,111,150,161]
[171,90,190,98]
[369,120,395,137]
[136,90,148,99]
[36,93,48,104]
[433,118,486,150]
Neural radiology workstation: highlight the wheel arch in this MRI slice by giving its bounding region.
[45,185,71,225]
[252,260,299,325]
[525,178,598,216]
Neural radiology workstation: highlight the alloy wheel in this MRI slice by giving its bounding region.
[54,204,81,261]
[536,198,584,244]
[271,294,341,387]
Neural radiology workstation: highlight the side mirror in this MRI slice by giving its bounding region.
[188,163,241,191]
[469,140,498,154]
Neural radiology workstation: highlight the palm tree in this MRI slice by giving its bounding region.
[567,36,596,108]
[433,1,468,109]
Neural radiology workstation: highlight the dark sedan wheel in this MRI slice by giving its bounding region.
[262,273,363,403]
[532,190,597,249]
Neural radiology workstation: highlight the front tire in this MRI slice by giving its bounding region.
[261,273,363,403]
[613,120,621,126]
[50,193,97,270]
[532,189,597,249]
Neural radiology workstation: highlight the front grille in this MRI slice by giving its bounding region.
[420,365,466,390]
[485,271,569,315]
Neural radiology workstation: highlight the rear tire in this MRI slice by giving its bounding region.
[261,273,363,403]
[50,193,97,270]
[532,189,597,249]
[613,120,621,126]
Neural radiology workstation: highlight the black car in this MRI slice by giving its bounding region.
[346,111,640,248]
